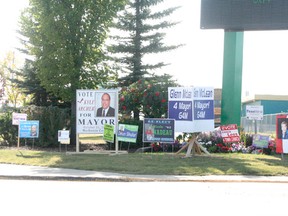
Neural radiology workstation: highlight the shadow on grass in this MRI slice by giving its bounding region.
[171,153,288,176]
[16,150,44,159]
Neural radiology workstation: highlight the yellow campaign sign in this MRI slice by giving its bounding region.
[103,124,114,142]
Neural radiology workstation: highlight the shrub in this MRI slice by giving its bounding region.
[0,105,70,148]
[21,105,70,147]
[0,110,18,145]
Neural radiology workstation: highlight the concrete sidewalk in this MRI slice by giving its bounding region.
[1,163,288,182]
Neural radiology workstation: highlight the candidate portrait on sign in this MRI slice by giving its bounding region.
[30,124,38,137]
[277,119,288,139]
[96,92,115,117]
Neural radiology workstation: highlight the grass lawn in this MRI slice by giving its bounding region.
[0,149,288,176]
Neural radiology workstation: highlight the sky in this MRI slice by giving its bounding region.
[1,0,288,100]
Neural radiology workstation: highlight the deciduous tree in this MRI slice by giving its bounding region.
[19,0,127,144]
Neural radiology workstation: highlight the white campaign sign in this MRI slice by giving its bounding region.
[12,112,27,125]
[246,105,263,120]
[76,89,118,134]
[168,86,214,133]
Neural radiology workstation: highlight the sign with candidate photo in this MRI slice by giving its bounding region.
[143,118,175,143]
[76,89,118,134]
[19,120,39,138]
[117,124,138,143]
[276,114,288,153]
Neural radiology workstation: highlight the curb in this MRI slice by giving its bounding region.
[1,174,288,183]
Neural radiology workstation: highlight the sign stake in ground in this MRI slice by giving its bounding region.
[176,134,210,158]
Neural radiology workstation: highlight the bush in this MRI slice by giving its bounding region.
[0,105,70,148]
[0,110,18,145]
[21,105,70,147]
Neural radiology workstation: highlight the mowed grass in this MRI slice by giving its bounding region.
[1,149,288,176]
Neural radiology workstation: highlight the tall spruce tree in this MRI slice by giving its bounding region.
[109,0,181,119]
[109,0,181,85]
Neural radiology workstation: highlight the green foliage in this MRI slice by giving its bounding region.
[21,105,70,147]
[109,0,182,86]
[0,111,18,145]
[19,0,127,102]
[0,106,70,147]
[19,0,127,145]
[13,59,68,107]
[119,74,179,119]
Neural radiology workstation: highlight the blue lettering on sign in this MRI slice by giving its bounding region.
[194,100,214,120]
[168,101,193,121]
[169,89,182,98]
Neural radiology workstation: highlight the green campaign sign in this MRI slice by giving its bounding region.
[252,134,270,148]
[117,124,138,143]
[103,124,114,143]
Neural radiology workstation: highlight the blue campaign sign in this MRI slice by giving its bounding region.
[168,86,214,133]
[194,100,214,120]
[19,120,39,138]
[168,101,193,121]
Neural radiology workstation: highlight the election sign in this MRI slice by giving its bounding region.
[276,114,288,153]
[19,120,39,138]
[117,124,138,143]
[193,87,214,132]
[76,89,118,134]
[12,112,27,125]
[103,124,115,143]
[58,130,70,144]
[143,118,175,143]
[168,87,214,133]
[246,105,263,120]
[252,134,269,148]
[220,124,240,143]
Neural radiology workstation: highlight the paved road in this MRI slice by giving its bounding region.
[0,179,287,216]
[1,163,288,215]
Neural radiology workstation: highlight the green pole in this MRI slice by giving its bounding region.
[221,31,244,126]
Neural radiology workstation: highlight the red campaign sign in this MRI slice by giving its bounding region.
[275,114,288,153]
[220,124,240,143]
[223,137,240,143]
[220,124,238,131]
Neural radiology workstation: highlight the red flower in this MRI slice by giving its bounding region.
[120,96,125,102]
[161,99,166,103]
[122,106,127,110]
[155,92,160,96]
[138,80,142,84]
